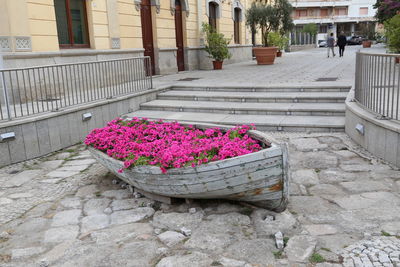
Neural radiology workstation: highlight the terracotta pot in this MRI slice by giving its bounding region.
[212,60,223,70]
[362,40,372,48]
[253,47,278,65]
[276,51,282,57]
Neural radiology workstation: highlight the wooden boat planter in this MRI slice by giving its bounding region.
[88,124,290,212]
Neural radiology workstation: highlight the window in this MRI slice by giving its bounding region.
[54,0,89,48]
[319,25,327,33]
[234,8,241,44]
[209,2,218,31]
[359,7,368,15]
[320,9,328,17]
[335,8,348,16]
[296,9,307,18]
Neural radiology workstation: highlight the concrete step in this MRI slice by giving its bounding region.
[158,90,348,103]
[124,110,345,132]
[172,85,352,93]
[140,100,346,116]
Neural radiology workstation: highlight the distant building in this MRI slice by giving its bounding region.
[289,0,377,44]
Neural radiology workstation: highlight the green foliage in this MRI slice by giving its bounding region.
[381,230,391,236]
[229,130,242,140]
[302,23,318,35]
[245,0,293,46]
[202,23,232,61]
[283,236,289,246]
[384,14,400,53]
[374,0,400,23]
[239,207,254,216]
[267,32,289,50]
[309,253,325,263]
[273,251,284,259]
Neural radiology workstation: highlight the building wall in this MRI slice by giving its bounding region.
[1,0,253,73]
[117,0,143,49]
[27,0,59,52]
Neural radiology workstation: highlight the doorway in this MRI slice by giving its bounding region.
[175,0,185,71]
[140,0,155,75]
[174,0,185,71]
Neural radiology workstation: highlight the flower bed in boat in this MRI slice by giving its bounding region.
[85,118,265,173]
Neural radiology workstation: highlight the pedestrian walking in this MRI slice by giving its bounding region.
[337,31,347,57]
[327,33,336,58]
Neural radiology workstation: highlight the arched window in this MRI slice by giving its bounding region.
[234,8,241,44]
[54,0,89,48]
[209,2,218,31]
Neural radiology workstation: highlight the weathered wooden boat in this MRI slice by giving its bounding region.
[88,124,290,212]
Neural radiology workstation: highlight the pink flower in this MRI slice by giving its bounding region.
[85,118,264,173]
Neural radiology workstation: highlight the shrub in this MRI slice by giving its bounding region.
[384,14,400,53]
[374,0,400,23]
[202,23,232,61]
[268,32,289,51]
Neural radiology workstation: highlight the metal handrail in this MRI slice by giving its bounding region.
[357,51,400,57]
[0,57,149,72]
[355,51,400,121]
[0,56,153,121]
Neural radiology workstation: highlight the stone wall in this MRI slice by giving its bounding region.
[197,45,253,70]
[0,87,168,168]
[288,44,316,52]
[345,92,400,167]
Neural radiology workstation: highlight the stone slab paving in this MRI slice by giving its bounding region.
[0,132,399,267]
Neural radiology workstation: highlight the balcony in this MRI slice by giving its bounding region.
[290,0,351,8]
[293,15,375,24]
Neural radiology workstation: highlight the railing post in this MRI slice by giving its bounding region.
[150,63,153,89]
[354,52,360,101]
[0,71,11,120]
[0,50,12,121]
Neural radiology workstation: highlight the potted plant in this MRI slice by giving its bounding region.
[268,32,289,57]
[361,22,376,48]
[202,23,232,70]
[384,14,400,63]
[246,0,293,65]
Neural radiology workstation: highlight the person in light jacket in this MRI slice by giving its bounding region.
[327,33,336,58]
[337,31,347,57]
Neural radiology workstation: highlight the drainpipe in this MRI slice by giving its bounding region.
[197,0,203,46]
[197,0,203,69]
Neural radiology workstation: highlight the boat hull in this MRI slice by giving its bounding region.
[88,129,290,212]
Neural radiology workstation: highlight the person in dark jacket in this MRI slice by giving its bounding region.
[337,31,347,57]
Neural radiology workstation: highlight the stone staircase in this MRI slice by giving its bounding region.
[126,85,351,132]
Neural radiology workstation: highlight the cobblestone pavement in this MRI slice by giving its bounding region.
[0,132,399,267]
[153,45,386,89]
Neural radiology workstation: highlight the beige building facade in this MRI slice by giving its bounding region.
[0,0,253,74]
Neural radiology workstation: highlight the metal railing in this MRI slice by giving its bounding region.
[290,32,316,46]
[355,52,400,121]
[0,56,153,121]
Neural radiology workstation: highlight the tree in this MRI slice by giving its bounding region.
[246,0,293,46]
[302,23,318,35]
[384,14,400,53]
[374,0,400,23]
